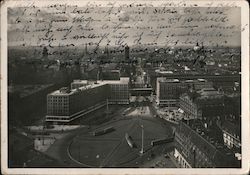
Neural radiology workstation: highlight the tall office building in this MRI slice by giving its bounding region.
[156,78,213,107]
[107,77,130,104]
[46,84,110,124]
[156,78,185,107]
[46,78,130,123]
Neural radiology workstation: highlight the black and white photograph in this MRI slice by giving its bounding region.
[1,0,249,174]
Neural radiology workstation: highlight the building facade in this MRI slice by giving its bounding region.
[179,88,224,120]
[174,120,238,168]
[106,77,130,104]
[46,78,130,123]
[156,78,213,107]
[221,114,241,156]
[156,78,184,107]
[46,84,110,123]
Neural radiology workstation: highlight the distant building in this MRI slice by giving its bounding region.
[156,78,213,107]
[125,45,130,61]
[179,88,224,120]
[174,120,239,168]
[102,69,120,80]
[46,78,130,123]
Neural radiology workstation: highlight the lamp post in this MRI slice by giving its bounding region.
[140,125,144,155]
[193,146,196,168]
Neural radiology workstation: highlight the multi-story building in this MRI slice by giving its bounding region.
[156,78,184,107]
[46,78,130,123]
[179,88,224,119]
[222,120,241,150]
[156,78,213,107]
[221,114,241,159]
[174,120,239,168]
[103,77,130,104]
[46,83,110,124]
[71,78,130,104]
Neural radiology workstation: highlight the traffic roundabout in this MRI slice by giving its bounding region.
[68,116,173,167]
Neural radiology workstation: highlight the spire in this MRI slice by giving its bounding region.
[105,44,109,59]
[85,43,88,55]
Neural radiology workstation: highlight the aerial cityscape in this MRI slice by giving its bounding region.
[6,1,242,169]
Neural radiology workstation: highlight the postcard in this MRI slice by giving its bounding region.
[1,0,249,174]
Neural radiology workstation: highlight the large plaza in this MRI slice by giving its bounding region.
[44,106,176,168]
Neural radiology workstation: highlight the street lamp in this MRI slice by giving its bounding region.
[140,125,144,155]
[192,146,196,168]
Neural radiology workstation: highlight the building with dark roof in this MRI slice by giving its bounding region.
[179,88,224,119]
[173,120,239,168]
[221,114,241,160]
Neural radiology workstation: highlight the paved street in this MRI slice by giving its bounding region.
[45,106,176,167]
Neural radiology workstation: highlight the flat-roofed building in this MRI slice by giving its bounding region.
[156,78,185,107]
[46,83,110,124]
[46,77,130,123]
[156,78,212,107]
[71,78,130,104]
[99,77,130,104]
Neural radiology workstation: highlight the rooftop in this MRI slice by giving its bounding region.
[197,88,224,99]
[72,80,88,84]
[50,77,129,96]
[176,119,237,167]
[97,77,129,84]
[160,79,180,83]
[157,77,210,84]
[182,88,224,103]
